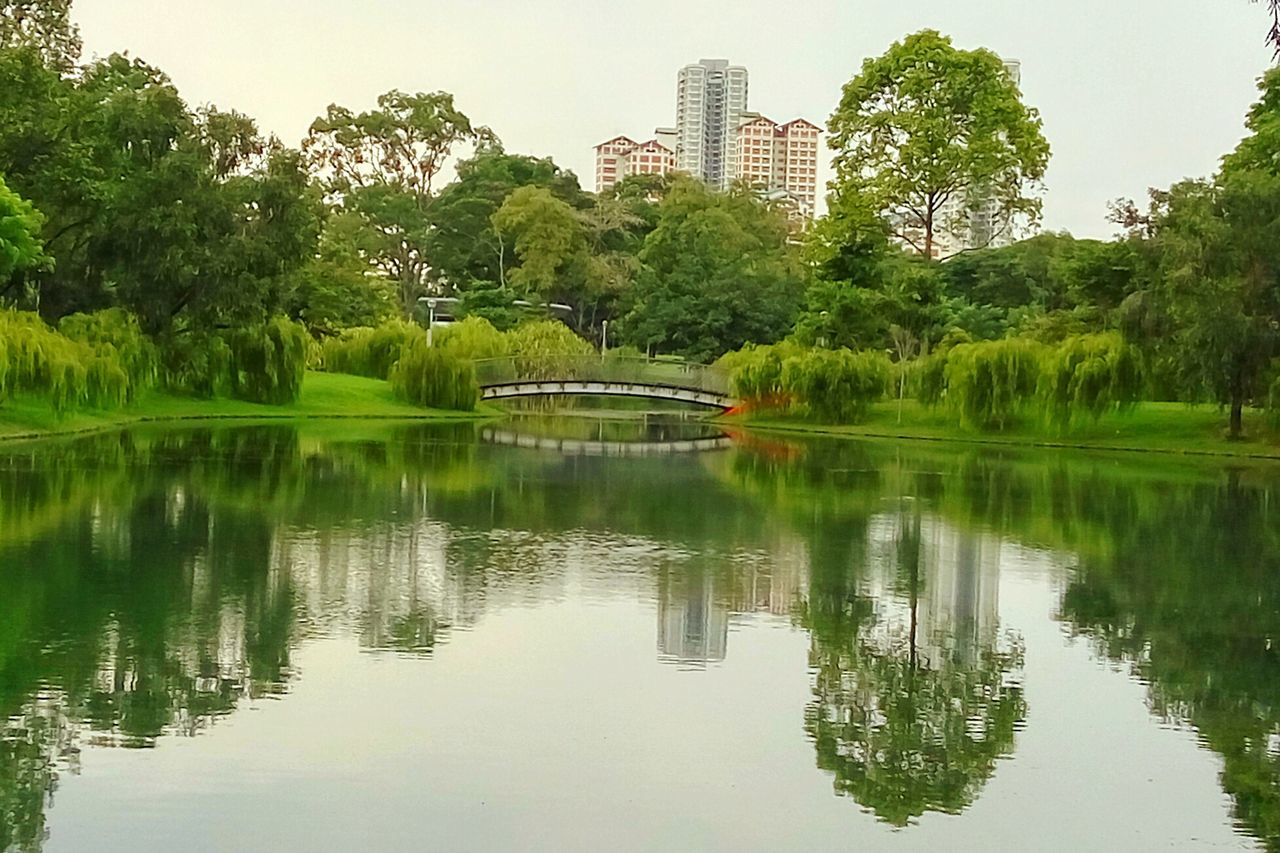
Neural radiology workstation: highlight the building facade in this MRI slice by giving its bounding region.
[594,59,821,221]
[733,113,820,220]
[593,134,677,193]
[675,59,749,189]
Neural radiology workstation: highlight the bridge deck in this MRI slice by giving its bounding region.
[472,356,737,409]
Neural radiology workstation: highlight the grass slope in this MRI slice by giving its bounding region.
[0,372,493,441]
[729,400,1280,459]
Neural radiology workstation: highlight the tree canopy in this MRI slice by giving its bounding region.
[622,178,804,361]
[828,29,1050,260]
[305,90,490,313]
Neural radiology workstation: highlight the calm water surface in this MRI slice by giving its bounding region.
[1,417,1278,851]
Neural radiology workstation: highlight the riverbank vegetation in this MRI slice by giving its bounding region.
[0,370,491,441]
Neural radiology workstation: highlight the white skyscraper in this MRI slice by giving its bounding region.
[675,59,749,189]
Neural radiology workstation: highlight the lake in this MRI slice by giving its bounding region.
[1,417,1277,851]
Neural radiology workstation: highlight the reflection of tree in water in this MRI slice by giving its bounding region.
[799,503,1026,826]
[1058,474,1280,849]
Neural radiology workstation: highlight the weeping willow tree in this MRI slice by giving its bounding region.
[783,348,892,424]
[228,318,310,405]
[504,319,593,381]
[1038,333,1143,429]
[941,339,1044,431]
[60,309,159,404]
[721,342,800,405]
[321,320,427,380]
[435,316,509,361]
[0,309,129,413]
[389,339,478,411]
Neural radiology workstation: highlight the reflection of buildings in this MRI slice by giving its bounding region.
[658,568,729,667]
[862,510,1002,668]
[655,542,808,667]
[272,521,480,653]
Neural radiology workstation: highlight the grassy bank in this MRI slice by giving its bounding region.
[727,400,1280,459]
[0,371,495,442]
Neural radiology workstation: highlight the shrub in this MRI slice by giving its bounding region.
[228,317,310,405]
[0,309,121,413]
[505,320,593,380]
[59,308,158,403]
[436,316,509,361]
[783,348,892,424]
[915,353,949,407]
[157,331,234,399]
[322,320,427,379]
[720,342,804,403]
[389,338,479,411]
[1038,332,1143,428]
[944,338,1044,430]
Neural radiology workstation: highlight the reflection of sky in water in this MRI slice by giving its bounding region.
[0,424,1269,852]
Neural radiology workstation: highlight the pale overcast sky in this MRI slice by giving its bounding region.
[73,0,1268,239]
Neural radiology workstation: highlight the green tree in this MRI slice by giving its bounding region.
[305,90,490,313]
[1152,173,1280,438]
[285,210,395,336]
[623,178,803,361]
[828,30,1050,260]
[0,0,80,72]
[426,145,588,291]
[0,174,46,284]
[491,185,588,300]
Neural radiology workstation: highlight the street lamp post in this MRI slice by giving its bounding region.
[601,320,609,356]
[418,296,439,346]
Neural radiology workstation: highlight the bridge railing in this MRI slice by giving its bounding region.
[472,356,732,397]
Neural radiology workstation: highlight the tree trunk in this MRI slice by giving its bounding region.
[1230,395,1244,441]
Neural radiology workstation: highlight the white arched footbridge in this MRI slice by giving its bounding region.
[472,356,738,411]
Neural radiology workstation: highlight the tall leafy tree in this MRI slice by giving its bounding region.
[426,145,588,291]
[0,174,46,284]
[304,90,490,313]
[623,178,804,361]
[1137,67,1280,438]
[827,29,1050,260]
[491,185,588,301]
[1151,173,1280,438]
[285,210,394,336]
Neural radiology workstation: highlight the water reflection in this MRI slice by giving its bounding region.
[0,424,1278,849]
[800,505,1026,825]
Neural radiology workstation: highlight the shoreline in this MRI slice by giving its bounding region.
[721,399,1280,461]
[722,413,1280,462]
[0,372,498,445]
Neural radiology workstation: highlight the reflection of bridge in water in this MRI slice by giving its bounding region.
[473,356,739,410]
[480,427,733,457]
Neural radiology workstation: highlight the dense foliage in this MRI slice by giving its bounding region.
[389,340,479,411]
[725,343,891,424]
[827,29,1050,259]
[1,7,1278,443]
[321,321,427,380]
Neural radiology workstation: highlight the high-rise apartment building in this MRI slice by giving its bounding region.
[733,113,821,220]
[675,59,749,189]
[593,59,821,220]
[593,134,677,193]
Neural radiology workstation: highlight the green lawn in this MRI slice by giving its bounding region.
[728,399,1280,459]
[0,372,495,441]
